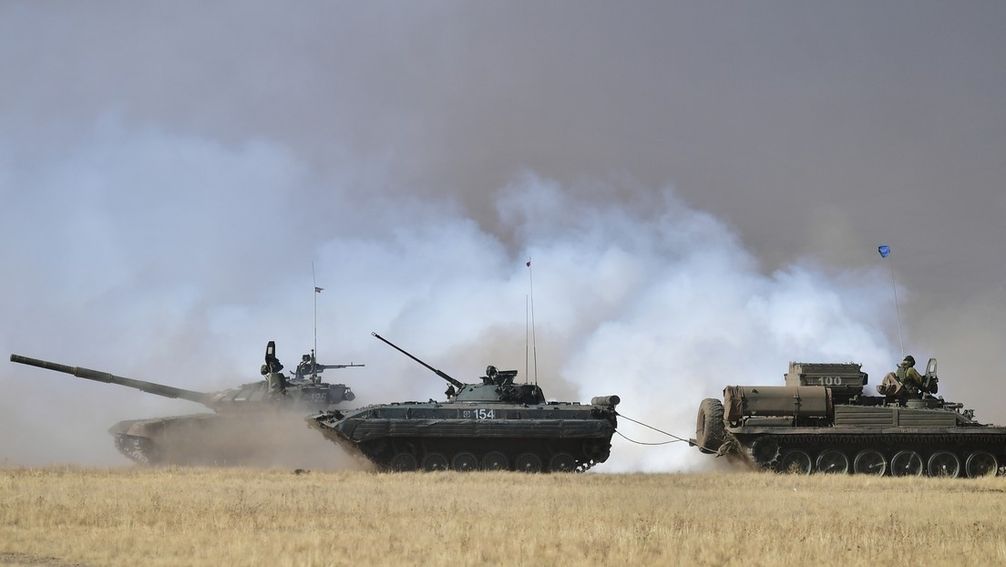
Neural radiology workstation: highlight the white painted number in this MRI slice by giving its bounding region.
[475,409,495,420]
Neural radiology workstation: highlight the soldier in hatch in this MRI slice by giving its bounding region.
[295,354,314,381]
[878,355,925,401]
[261,346,287,396]
[483,365,499,385]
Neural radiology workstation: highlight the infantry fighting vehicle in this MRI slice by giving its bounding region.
[9,341,362,464]
[693,359,1006,477]
[307,333,620,473]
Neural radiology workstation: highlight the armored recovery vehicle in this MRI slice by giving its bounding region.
[693,358,1006,477]
[307,332,620,472]
[9,341,362,465]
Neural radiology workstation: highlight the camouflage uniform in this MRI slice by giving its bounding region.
[295,355,313,381]
[896,365,925,397]
[878,356,924,399]
[261,362,287,396]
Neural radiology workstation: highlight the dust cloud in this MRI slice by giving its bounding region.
[141,412,372,471]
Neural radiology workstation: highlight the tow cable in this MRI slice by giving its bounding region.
[614,411,690,446]
[614,411,722,454]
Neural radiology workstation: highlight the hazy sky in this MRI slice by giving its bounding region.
[1,2,1003,470]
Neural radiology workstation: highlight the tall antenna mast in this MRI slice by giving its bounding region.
[312,262,325,381]
[526,258,538,386]
[878,245,905,356]
[525,294,530,385]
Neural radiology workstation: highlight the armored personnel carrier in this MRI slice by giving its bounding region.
[693,358,1005,477]
[10,341,362,464]
[308,333,620,473]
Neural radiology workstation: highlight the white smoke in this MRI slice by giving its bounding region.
[0,123,897,470]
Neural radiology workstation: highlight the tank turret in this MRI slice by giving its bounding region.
[11,342,359,412]
[370,332,546,404]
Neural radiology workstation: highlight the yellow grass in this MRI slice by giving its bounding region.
[2,468,1006,566]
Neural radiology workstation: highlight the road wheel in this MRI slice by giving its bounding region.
[695,398,726,454]
[750,438,781,468]
[451,452,479,472]
[114,435,161,465]
[927,451,960,478]
[548,453,576,473]
[778,450,812,474]
[965,452,998,478]
[421,452,449,472]
[582,439,610,461]
[515,453,543,473]
[816,450,849,474]
[890,451,924,477]
[481,451,509,471]
[389,452,418,472]
[853,450,887,476]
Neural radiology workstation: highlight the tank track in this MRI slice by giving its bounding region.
[113,434,160,465]
[356,436,610,473]
[733,432,1006,477]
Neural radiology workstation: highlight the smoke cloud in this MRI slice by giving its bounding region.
[1,3,1003,470]
[1,123,894,471]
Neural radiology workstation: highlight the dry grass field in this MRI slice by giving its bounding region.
[2,467,1006,567]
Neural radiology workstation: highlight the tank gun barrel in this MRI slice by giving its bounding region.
[370,332,464,389]
[10,354,212,406]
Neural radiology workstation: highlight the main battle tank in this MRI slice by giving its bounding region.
[692,358,1006,477]
[308,333,620,472]
[9,341,362,464]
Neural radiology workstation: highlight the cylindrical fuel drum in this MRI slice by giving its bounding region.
[723,385,832,422]
[590,395,621,407]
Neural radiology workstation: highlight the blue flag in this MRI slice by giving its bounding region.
[878,245,891,258]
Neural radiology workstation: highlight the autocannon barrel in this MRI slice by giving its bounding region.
[370,332,464,389]
[10,354,211,405]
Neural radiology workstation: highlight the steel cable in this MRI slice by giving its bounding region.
[614,411,722,453]
[614,429,679,446]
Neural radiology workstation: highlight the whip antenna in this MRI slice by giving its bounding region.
[878,245,905,356]
[313,262,325,382]
[525,294,530,385]
[526,258,538,386]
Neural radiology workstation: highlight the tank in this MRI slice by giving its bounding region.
[307,332,620,473]
[9,341,363,465]
[692,358,1006,478]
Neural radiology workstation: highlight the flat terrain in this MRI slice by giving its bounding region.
[2,468,1006,567]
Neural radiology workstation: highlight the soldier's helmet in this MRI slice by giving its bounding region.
[485,365,498,378]
[903,355,915,367]
[302,354,311,362]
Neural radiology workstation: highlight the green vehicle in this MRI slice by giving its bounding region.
[9,341,362,464]
[308,333,620,472]
[693,359,1004,477]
